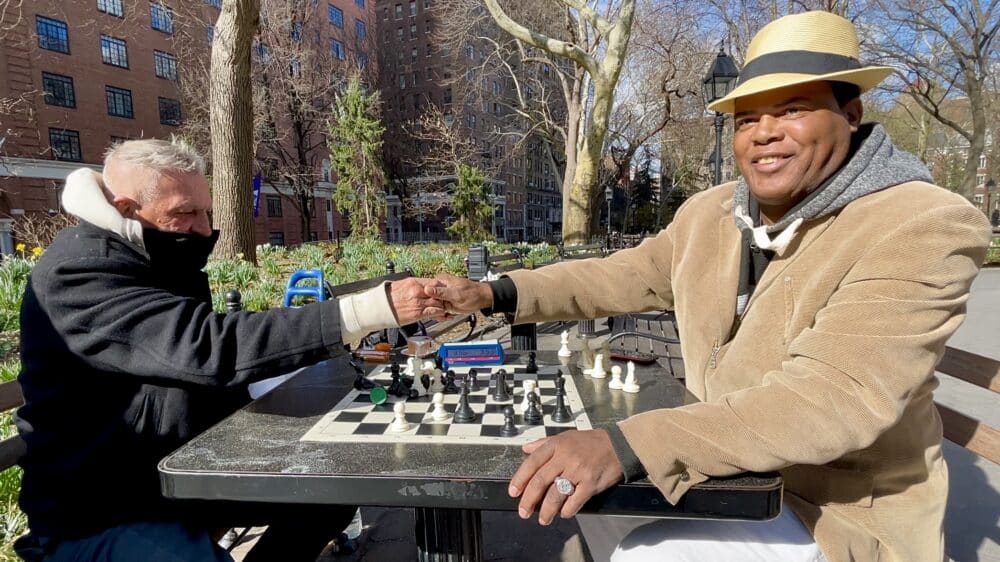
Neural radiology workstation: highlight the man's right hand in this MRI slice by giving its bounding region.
[427,273,494,313]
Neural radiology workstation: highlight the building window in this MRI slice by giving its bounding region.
[268,232,285,246]
[410,24,417,38]
[974,194,984,204]
[356,0,365,7]
[981,154,988,169]
[100,35,129,68]
[977,174,987,186]
[49,128,82,162]
[395,4,403,18]
[290,21,302,42]
[330,39,346,60]
[98,0,124,17]
[266,196,283,217]
[150,3,173,34]
[443,87,452,104]
[42,72,76,108]
[382,7,388,19]
[105,86,134,118]
[467,113,476,129]
[426,43,432,57]
[158,97,182,126]
[396,27,403,40]
[410,47,417,62]
[424,0,431,7]
[357,51,368,70]
[310,231,319,241]
[399,74,406,89]
[154,50,177,80]
[206,0,221,7]
[36,16,70,54]
[355,19,366,40]
[328,5,344,27]
[110,135,131,144]
[409,0,416,15]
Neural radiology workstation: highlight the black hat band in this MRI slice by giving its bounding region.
[737,50,863,85]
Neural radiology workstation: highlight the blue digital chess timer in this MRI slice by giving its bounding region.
[438,340,504,369]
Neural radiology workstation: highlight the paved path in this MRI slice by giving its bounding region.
[234,270,1000,562]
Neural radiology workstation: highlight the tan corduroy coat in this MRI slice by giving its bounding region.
[506,181,991,562]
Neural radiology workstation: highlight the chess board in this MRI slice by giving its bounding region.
[300,363,593,446]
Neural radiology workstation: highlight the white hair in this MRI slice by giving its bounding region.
[103,137,206,204]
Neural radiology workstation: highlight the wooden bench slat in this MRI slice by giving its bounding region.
[329,271,412,297]
[0,435,25,471]
[937,346,1000,393]
[936,403,1000,465]
[489,253,521,262]
[0,380,23,413]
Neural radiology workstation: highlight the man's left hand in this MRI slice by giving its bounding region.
[509,429,623,525]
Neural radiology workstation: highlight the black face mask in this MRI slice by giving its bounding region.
[143,229,220,272]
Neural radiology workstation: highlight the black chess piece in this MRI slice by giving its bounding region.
[526,351,538,374]
[434,355,444,370]
[353,373,376,391]
[524,392,543,425]
[467,369,480,392]
[390,362,401,377]
[454,380,476,423]
[500,405,518,437]
[444,370,459,394]
[420,373,431,393]
[493,369,511,401]
[551,377,573,423]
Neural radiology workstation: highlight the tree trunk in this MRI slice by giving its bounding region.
[210,0,259,263]
[564,144,601,244]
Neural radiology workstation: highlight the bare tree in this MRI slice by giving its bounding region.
[868,0,999,200]
[480,0,637,243]
[209,0,260,261]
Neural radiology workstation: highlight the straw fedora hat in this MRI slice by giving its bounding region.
[708,11,892,113]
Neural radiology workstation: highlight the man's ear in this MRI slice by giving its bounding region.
[843,97,863,132]
[111,194,139,218]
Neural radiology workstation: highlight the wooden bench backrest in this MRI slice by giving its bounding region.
[935,346,1000,465]
[0,380,25,471]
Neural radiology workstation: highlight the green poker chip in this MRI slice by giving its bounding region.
[369,386,388,405]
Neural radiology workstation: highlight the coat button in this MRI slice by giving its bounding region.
[679,470,690,482]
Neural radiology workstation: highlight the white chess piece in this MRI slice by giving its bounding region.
[622,361,640,393]
[586,353,607,378]
[431,392,449,421]
[608,365,624,390]
[406,357,419,376]
[580,343,595,370]
[521,380,537,413]
[558,331,572,357]
[390,401,411,432]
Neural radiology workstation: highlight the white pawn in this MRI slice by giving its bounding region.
[608,365,624,390]
[622,361,640,393]
[558,331,572,357]
[587,353,607,379]
[521,380,537,413]
[431,392,449,421]
[390,401,411,432]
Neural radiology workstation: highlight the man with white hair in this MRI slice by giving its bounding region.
[14,139,446,561]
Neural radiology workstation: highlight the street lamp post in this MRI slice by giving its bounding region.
[605,186,613,244]
[702,43,740,186]
[987,179,998,226]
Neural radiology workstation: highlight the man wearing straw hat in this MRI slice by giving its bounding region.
[429,11,992,562]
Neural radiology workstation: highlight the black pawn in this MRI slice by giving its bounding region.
[420,373,431,393]
[551,377,573,423]
[454,381,476,423]
[492,369,511,401]
[500,405,518,437]
[524,392,543,425]
[526,351,538,374]
[468,369,481,392]
[444,370,459,394]
[390,362,401,377]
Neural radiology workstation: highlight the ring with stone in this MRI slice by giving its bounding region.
[554,476,576,496]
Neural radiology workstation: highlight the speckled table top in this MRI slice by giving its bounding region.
[160,351,781,519]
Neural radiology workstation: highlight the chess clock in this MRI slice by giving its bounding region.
[438,340,504,368]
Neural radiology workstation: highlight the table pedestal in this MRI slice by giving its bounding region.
[415,507,483,562]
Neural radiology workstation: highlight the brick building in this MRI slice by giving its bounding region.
[374,0,562,243]
[0,0,372,252]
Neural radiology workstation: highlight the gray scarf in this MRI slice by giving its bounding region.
[733,123,933,316]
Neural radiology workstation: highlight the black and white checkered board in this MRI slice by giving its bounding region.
[300,364,593,445]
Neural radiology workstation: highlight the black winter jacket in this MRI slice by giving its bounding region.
[15,222,345,539]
